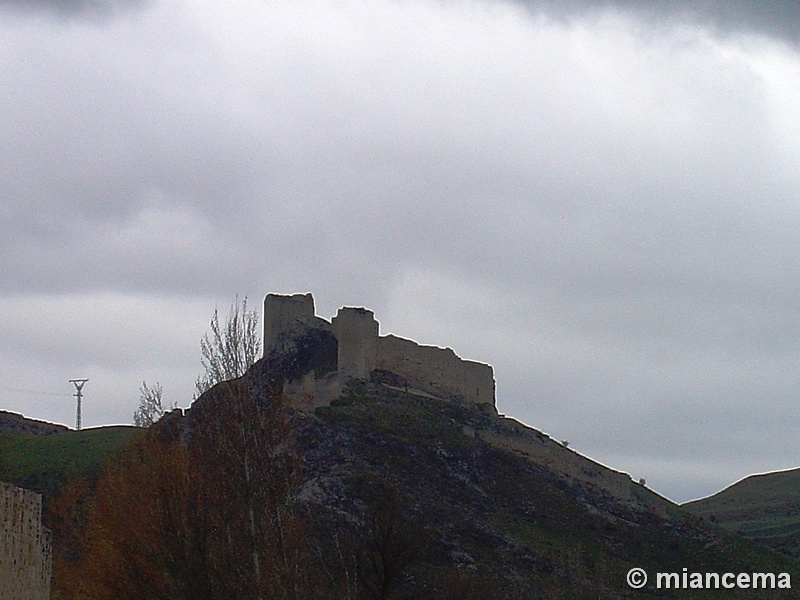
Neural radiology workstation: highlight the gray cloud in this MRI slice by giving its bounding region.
[0,0,146,18]
[2,0,799,502]
[519,0,800,46]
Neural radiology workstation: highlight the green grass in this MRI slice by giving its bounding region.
[0,426,141,499]
[684,468,800,557]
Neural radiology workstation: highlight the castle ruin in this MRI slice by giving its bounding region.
[263,293,496,410]
[0,482,52,600]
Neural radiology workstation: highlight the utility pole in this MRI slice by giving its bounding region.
[69,379,88,430]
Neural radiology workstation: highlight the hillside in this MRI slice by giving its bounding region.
[684,469,800,559]
[0,422,140,499]
[122,348,800,599]
[43,347,800,598]
[281,382,800,597]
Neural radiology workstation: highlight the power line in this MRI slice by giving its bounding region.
[1,386,71,397]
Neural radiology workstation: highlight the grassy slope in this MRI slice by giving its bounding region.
[0,426,141,499]
[684,468,800,558]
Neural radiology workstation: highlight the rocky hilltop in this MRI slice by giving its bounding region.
[175,307,800,598]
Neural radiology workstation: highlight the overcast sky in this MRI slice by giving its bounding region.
[2,0,800,503]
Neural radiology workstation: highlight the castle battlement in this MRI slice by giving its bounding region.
[263,293,496,408]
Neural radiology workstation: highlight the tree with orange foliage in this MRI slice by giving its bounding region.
[56,382,322,599]
[64,420,209,599]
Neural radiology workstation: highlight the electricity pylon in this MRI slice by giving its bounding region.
[69,379,88,430]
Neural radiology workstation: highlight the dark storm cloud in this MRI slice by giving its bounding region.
[520,0,800,46]
[0,0,145,18]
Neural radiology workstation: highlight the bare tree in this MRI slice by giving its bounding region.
[355,484,423,600]
[133,381,164,427]
[195,295,261,396]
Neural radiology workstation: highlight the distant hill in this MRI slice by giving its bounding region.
[684,468,800,559]
[0,419,140,498]
[0,409,69,435]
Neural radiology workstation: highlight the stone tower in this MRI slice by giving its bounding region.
[331,307,378,380]
[263,292,315,355]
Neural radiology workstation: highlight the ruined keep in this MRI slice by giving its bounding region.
[0,482,52,600]
[263,293,496,410]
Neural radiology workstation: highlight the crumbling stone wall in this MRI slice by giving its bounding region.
[376,334,495,405]
[477,420,640,506]
[0,482,52,600]
[263,292,496,408]
[282,371,340,411]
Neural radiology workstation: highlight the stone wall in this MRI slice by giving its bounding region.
[282,371,340,411]
[376,335,495,405]
[0,482,52,600]
[263,292,496,408]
